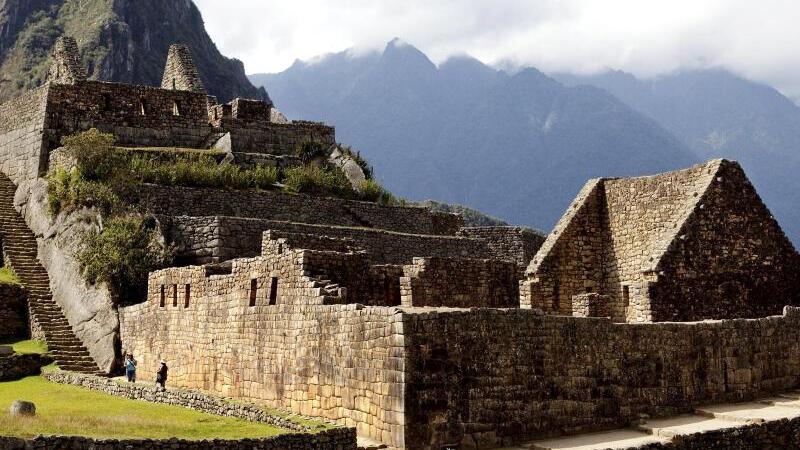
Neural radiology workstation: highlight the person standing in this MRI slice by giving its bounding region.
[125,353,137,383]
[156,360,168,390]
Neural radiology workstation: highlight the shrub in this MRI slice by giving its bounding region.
[61,129,123,182]
[295,140,329,164]
[78,215,173,304]
[282,164,354,198]
[357,179,397,205]
[46,168,123,216]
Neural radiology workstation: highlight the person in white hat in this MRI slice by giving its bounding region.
[156,360,168,390]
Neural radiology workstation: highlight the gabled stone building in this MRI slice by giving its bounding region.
[522,159,800,322]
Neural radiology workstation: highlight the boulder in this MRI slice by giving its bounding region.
[9,400,35,416]
[0,346,13,356]
[328,146,367,189]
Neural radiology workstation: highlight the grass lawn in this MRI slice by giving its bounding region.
[0,339,48,355]
[0,267,20,285]
[0,376,287,440]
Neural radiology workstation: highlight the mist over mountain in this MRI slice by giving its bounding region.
[0,0,267,102]
[251,39,696,233]
[557,70,800,244]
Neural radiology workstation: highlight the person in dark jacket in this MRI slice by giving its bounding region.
[156,360,168,390]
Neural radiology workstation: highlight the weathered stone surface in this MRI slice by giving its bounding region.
[9,400,35,416]
[0,346,12,356]
[0,353,51,381]
[0,428,356,450]
[523,160,800,323]
[16,179,118,373]
[0,284,27,339]
[329,146,367,189]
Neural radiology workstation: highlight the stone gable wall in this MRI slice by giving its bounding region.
[0,283,27,339]
[649,161,800,321]
[402,307,800,449]
[137,184,462,236]
[521,179,607,314]
[601,161,719,320]
[400,257,520,308]
[161,44,206,94]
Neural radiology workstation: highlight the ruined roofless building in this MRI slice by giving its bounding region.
[522,159,800,322]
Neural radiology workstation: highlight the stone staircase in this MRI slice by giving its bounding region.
[0,174,102,375]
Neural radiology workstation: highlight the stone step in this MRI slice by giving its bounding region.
[528,430,667,450]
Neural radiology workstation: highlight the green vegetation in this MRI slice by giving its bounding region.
[0,267,21,286]
[0,339,47,355]
[0,376,286,440]
[283,164,354,198]
[357,179,397,206]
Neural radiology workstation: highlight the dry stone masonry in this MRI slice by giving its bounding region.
[0,35,797,450]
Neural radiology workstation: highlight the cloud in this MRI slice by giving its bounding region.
[193,0,800,99]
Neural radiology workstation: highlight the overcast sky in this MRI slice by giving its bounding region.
[193,0,800,100]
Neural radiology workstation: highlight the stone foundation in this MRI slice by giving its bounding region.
[0,353,51,381]
[0,283,27,338]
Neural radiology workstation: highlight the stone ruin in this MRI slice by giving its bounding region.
[0,36,799,450]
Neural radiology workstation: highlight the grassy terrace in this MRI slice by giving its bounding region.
[0,267,21,285]
[0,376,288,440]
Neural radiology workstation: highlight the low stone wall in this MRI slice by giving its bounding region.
[633,416,800,449]
[0,353,50,381]
[0,283,27,338]
[400,257,520,308]
[43,371,320,432]
[0,428,356,450]
[136,184,462,236]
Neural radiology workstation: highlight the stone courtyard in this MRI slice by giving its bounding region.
[0,36,798,450]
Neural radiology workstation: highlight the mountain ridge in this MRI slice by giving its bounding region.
[251,40,698,234]
[0,0,267,103]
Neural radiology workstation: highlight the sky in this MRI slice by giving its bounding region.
[193,0,800,101]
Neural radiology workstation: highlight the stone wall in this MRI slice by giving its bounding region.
[0,428,356,450]
[457,227,545,272]
[631,415,800,449]
[0,353,50,381]
[523,160,800,323]
[161,44,206,94]
[43,371,313,432]
[402,306,800,449]
[138,185,462,236]
[0,85,49,184]
[648,161,800,322]
[44,81,212,151]
[162,217,519,267]
[400,257,520,308]
[521,179,607,314]
[120,301,406,448]
[0,283,27,338]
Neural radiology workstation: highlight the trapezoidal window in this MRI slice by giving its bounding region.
[159,285,165,308]
[269,277,279,306]
[172,284,178,307]
[101,93,112,112]
[172,100,182,116]
[184,284,191,308]
[250,279,258,307]
[622,285,630,308]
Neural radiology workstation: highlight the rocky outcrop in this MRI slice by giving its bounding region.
[15,178,118,374]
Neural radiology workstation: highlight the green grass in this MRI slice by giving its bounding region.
[0,267,21,286]
[0,376,287,440]
[0,339,48,355]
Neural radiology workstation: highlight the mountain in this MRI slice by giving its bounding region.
[0,0,267,102]
[557,70,800,244]
[251,39,696,232]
